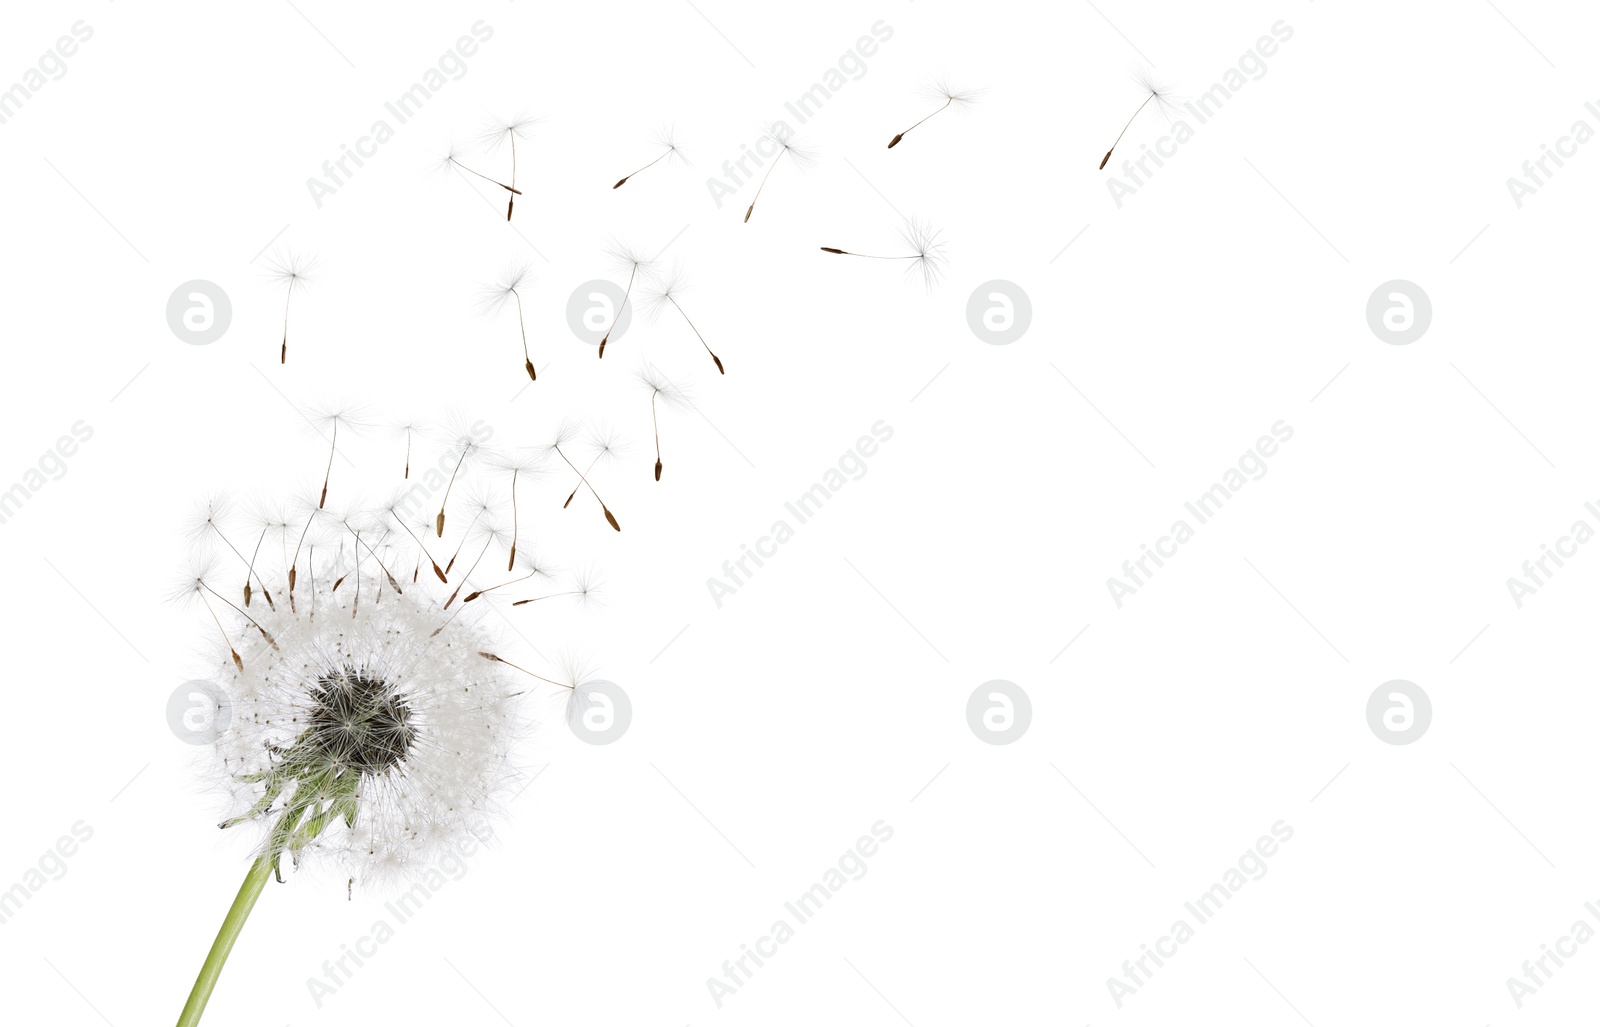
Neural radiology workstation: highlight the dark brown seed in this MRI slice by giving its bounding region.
[598,335,608,358]
[821,247,846,254]
[888,133,903,148]
[613,177,628,189]
[1099,149,1114,170]
[712,354,725,375]
[604,507,620,532]
[654,459,662,482]
[525,359,536,381]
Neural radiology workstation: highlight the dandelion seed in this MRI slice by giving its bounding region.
[306,405,368,510]
[635,362,690,482]
[887,78,982,148]
[263,251,316,364]
[188,497,277,611]
[511,566,602,608]
[479,263,538,382]
[641,265,724,374]
[433,418,490,537]
[392,419,423,480]
[491,449,547,571]
[433,142,524,214]
[744,123,817,223]
[613,125,687,189]
[540,417,622,532]
[1099,69,1182,170]
[597,243,659,360]
[820,217,948,291]
[478,113,539,220]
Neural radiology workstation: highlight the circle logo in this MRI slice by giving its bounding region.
[567,679,632,745]
[166,280,232,346]
[1366,280,1431,345]
[566,280,632,348]
[966,280,1032,345]
[1366,679,1431,745]
[966,679,1031,745]
[166,679,231,744]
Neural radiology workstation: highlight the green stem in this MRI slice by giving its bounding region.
[175,856,272,1027]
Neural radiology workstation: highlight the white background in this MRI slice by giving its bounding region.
[1,0,1598,1024]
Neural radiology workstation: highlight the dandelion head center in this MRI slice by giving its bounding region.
[304,666,416,775]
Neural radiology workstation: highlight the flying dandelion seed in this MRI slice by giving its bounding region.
[433,418,491,537]
[187,497,277,611]
[887,78,982,148]
[171,412,604,1027]
[597,243,659,360]
[539,417,622,532]
[492,449,547,571]
[635,362,690,482]
[820,217,948,291]
[641,265,725,374]
[613,125,687,189]
[478,113,538,220]
[478,262,539,381]
[434,143,523,214]
[392,419,423,480]
[304,405,369,510]
[745,123,817,223]
[1099,69,1182,170]
[511,566,602,608]
[263,251,316,365]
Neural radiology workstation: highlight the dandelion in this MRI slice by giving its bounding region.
[597,243,659,359]
[172,414,593,1026]
[263,251,316,365]
[886,78,982,148]
[641,265,725,374]
[636,362,690,481]
[820,217,948,291]
[744,122,817,223]
[478,263,539,382]
[1098,69,1182,170]
[477,114,539,220]
[613,125,687,189]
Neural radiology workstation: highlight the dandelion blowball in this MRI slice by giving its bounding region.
[212,576,522,889]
